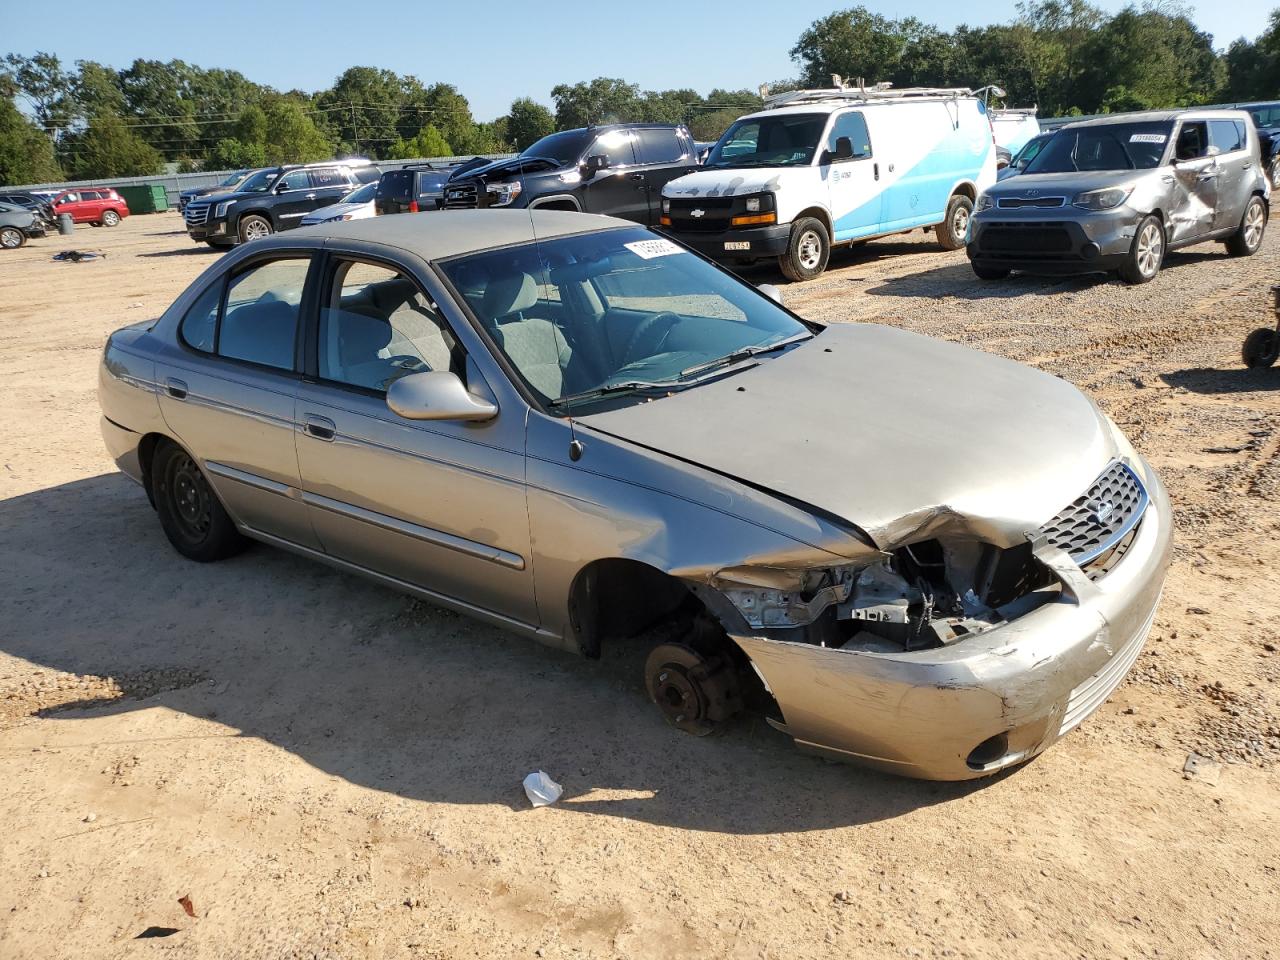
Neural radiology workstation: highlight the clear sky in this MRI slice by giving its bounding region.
[3,0,1274,119]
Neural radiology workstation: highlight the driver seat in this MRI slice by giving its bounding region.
[481,271,576,399]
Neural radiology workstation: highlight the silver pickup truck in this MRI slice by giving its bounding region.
[969,109,1268,284]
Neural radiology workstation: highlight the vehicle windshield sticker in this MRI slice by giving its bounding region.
[624,238,686,260]
[1130,133,1167,143]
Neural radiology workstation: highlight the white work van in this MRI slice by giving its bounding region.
[660,85,998,280]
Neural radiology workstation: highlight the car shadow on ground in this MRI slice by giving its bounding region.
[138,245,225,258]
[1161,365,1280,394]
[863,247,1236,302]
[0,474,997,835]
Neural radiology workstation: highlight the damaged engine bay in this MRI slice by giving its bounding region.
[713,538,1060,652]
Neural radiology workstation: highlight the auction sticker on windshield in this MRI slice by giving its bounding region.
[1130,133,1167,143]
[625,238,686,260]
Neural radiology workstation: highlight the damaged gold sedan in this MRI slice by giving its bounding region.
[98,211,1171,780]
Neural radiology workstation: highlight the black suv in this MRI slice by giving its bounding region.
[440,124,699,223]
[183,162,373,247]
[375,157,492,215]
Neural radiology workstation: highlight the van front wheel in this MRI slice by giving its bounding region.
[935,195,973,250]
[779,217,830,281]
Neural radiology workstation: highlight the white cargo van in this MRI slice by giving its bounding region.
[660,85,998,280]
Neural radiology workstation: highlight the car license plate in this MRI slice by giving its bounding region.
[724,241,751,251]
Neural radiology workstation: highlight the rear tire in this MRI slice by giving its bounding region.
[1242,328,1279,368]
[934,194,973,250]
[238,214,273,243]
[152,440,247,562]
[972,263,1010,280]
[1118,215,1164,284]
[101,209,120,227]
[1225,197,1266,257]
[778,217,830,281]
[0,226,25,249]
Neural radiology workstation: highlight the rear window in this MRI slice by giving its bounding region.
[376,170,413,199]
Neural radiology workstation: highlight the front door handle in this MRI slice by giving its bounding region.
[304,414,336,441]
[165,378,188,400]
[305,192,317,200]
[628,173,645,182]
[873,162,880,181]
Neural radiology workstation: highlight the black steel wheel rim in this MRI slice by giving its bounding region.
[169,453,212,542]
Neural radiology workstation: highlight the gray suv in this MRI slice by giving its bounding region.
[969,109,1269,284]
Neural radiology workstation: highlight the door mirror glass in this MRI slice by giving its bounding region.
[386,371,497,422]
[582,154,610,176]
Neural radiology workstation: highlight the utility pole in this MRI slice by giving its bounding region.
[351,103,360,154]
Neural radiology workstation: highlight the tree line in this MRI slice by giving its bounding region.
[2,0,1278,187]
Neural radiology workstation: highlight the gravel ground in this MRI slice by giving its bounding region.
[0,212,1277,960]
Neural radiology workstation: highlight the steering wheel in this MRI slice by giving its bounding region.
[622,312,681,366]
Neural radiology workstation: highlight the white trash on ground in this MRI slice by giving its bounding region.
[522,770,563,807]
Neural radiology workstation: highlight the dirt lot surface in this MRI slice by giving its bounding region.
[1,212,1278,960]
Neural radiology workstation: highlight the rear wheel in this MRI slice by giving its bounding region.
[1242,328,1279,368]
[238,214,273,243]
[152,440,247,562]
[1226,197,1266,257]
[972,263,1010,280]
[934,194,973,250]
[1270,159,1280,191]
[778,217,830,282]
[0,226,25,249]
[1118,215,1164,284]
[101,209,120,227]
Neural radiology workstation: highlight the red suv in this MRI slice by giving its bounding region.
[54,188,130,227]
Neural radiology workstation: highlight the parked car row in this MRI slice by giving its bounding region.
[0,186,132,250]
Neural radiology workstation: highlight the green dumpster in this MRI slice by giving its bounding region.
[115,183,170,214]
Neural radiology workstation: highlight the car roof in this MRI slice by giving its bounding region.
[1063,109,1251,129]
[288,209,633,261]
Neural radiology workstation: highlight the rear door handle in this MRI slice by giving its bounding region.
[304,414,336,441]
[305,193,317,199]
[628,173,645,181]
[165,378,188,400]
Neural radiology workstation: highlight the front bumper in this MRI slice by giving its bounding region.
[186,215,232,243]
[968,208,1140,275]
[731,459,1172,780]
[661,222,791,261]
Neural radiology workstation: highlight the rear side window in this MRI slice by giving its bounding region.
[636,129,689,165]
[310,167,345,188]
[352,166,381,184]
[1208,120,1246,154]
[826,111,872,159]
[179,282,222,353]
[80,191,101,200]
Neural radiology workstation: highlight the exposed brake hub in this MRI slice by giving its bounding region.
[643,643,742,736]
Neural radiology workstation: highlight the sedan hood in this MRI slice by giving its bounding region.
[663,167,782,199]
[579,325,1116,549]
[984,169,1143,199]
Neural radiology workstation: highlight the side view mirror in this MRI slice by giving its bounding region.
[757,283,783,304]
[274,181,291,193]
[832,136,855,161]
[582,154,610,177]
[386,371,498,422]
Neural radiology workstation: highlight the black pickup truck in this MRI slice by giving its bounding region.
[440,123,699,223]
[182,161,374,247]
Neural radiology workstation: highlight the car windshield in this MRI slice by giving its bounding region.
[705,113,828,168]
[1014,135,1051,167]
[341,181,377,204]
[220,171,247,187]
[522,130,590,165]
[1026,122,1172,173]
[236,169,279,193]
[1247,103,1280,127]
[441,226,814,410]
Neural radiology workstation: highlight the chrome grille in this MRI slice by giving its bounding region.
[184,203,209,226]
[442,183,480,209]
[1040,460,1148,567]
[996,196,1067,209]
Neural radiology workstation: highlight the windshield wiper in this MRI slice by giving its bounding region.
[549,380,678,410]
[678,332,813,380]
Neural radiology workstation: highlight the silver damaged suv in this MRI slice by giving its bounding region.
[969,109,1269,284]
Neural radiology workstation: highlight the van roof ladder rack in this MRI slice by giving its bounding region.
[762,78,976,110]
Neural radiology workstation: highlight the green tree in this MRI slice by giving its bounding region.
[0,95,62,184]
[206,137,267,169]
[688,107,742,142]
[63,112,163,178]
[789,7,911,86]
[261,98,333,164]
[389,124,452,159]
[1,51,73,135]
[550,77,642,128]
[506,97,554,149]
[1223,9,1280,101]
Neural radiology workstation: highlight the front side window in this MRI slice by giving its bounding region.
[278,170,311,191]
[1027,122,1172,173]
[825,111,871,160]
[590,130,636,167]
[319,261,460,392]
[706,113,828,169]
[442,227,812,408]
[1174,121,1210,161]
[218,258,310,370]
